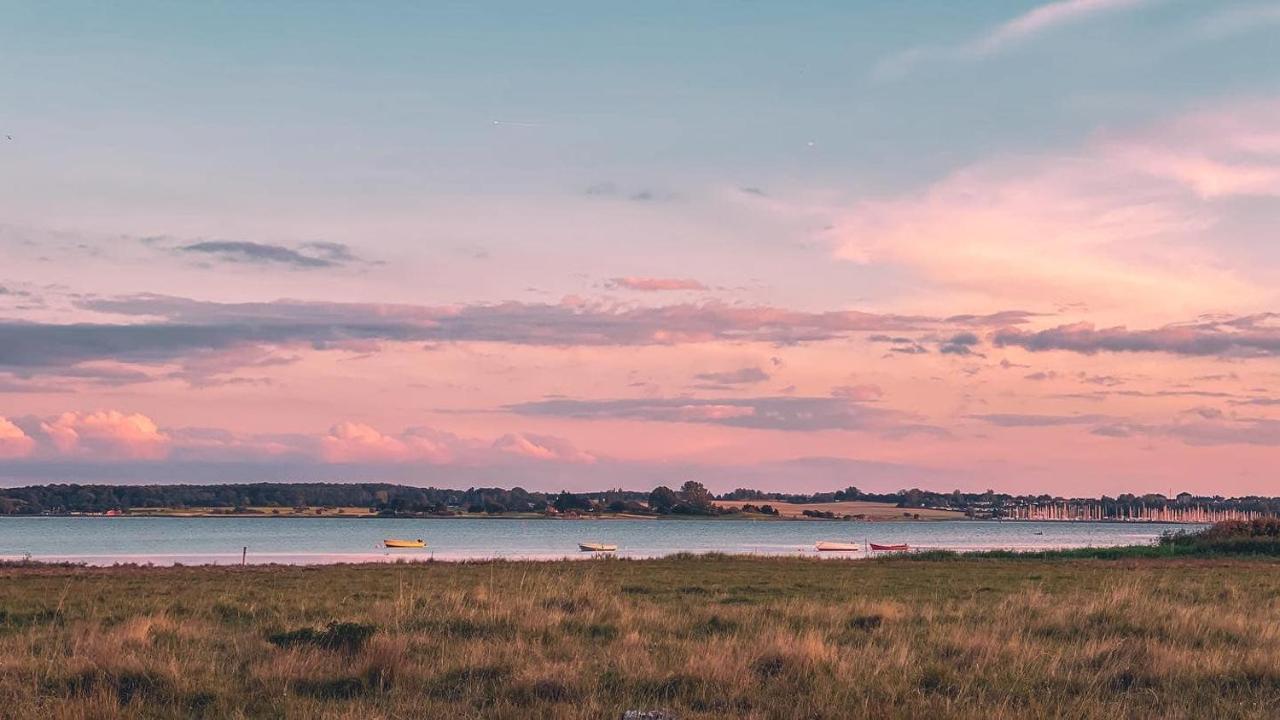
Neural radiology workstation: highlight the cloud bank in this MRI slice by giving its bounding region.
[0,410,596,468]
[0,294,1033,376]
[994,315,1280,357]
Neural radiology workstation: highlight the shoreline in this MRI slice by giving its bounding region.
[0,540,1243,569]
[0,511,971,521]
[0,513,1205,525]
[0,539,1179,568]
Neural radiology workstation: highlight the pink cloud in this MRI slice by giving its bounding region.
[166,427,302,459]
[693,367,770,385]
[607,277,707,292]
[1111,100,1280,199]
[993,315,1280,356]
[320,422,597,465]
[674,404,757,422]
[0,417,35,459]
[830,384,884,401]
[37,410,170,460]
[0,295,1033,381]
[2,410,606,468]
[1123,149,1280,199]
[492,433,596,464]
[320,422,455,464]
[824,101,1279,319]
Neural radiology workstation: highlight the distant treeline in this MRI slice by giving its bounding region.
[0,481,706,516]
[718,486,1280,517]
[2,482,1279,517]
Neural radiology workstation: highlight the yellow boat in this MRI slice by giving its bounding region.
[384,538,426,548]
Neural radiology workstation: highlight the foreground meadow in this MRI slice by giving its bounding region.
[2,555,1279,719]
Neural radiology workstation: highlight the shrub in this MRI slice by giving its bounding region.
[1160,519,1280,556]
[292,677,368,699]
[57,669,175,705]
[267,621,377,652]
[847,613,884,631]
[688,615,738,637]
[425,664,511,701]
[750,652,790,679]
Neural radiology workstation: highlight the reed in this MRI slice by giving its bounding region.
[2,555,1279,718]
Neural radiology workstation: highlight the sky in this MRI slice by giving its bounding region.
[3,0,1280,495]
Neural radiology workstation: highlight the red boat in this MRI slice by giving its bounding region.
[869,543,909,552]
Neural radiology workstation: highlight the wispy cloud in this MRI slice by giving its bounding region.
[970,413,1108,427]
[829,384,883,401]
[584,182,676,202]
[978,0,1149,54]
[607,277,708,292]
[507,395,925,433]
[875,0,1151,79]
[821,100,1276,317]
[692,367,771,385]
[1091,417,1280,447]
[177,240,366,269]
[1198,3,1280,41]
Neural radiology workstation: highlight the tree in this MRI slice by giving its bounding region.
[648,486,678,514]
[679,481,715,513]
[553,491,591,512]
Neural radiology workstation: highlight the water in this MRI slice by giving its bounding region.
[0,517,1203,565]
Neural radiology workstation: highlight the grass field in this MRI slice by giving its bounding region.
[105,500,964,521]
[714,500,965,520]
[123,506,381,517]
[3,555,1280,719]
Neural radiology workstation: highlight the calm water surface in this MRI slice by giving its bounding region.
[0,517,1204,565]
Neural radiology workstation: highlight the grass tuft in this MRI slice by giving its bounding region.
[267,621,377,652]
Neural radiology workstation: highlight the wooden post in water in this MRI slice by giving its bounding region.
[241,546,247,566]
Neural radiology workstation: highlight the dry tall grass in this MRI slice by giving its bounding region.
[1,555,1278,718]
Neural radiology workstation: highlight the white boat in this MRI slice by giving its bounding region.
[579,542,617,552]
[815,541,861,552]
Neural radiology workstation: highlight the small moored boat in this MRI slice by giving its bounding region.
[815,541,861,552]
[384,538,426,548]
[869,543,909,552]
[578,542,617,552]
